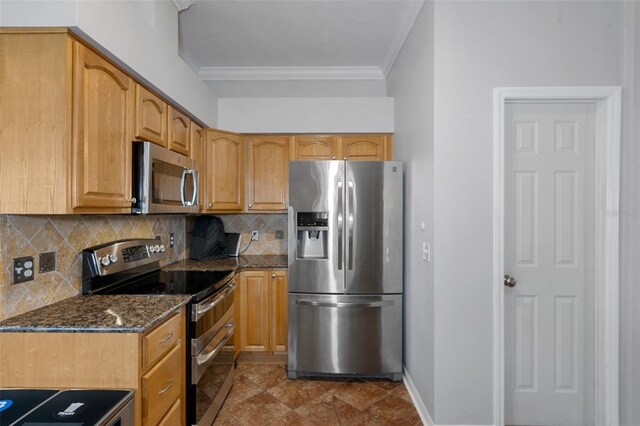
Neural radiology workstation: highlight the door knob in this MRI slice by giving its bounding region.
[504,274,517,287]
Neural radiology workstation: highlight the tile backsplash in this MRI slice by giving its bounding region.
[0,215,185,320]
[186,214,288,256]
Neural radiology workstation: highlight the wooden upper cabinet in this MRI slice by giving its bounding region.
[168,106,191,156]
[0,31,72,214]
[134,84,168,147]
[293,135,339,160]
[72,42,134,211]
[339,134,392,161]
[271,270,288,353]
[204,130,244,211]
[246,136,290,211]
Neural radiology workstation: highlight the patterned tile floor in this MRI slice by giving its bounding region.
[214,364,423,425]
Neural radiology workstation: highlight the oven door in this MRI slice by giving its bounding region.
[133,141,199,214]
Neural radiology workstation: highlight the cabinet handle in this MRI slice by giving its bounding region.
[158,332,173,344]
[158,380,174,395]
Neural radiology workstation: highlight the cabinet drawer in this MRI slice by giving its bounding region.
[142,344,182,426]
[143,313,181,369]
[157,399,182,426]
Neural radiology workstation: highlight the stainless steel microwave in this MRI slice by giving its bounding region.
[132,141,199,214]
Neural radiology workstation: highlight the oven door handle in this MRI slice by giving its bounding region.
[192,282,236,322]
[192,322,234,384]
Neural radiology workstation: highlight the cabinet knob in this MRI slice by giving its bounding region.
[332,156,336,160]
[127,197,137,204]
[343,157,347,160]
[248,204,253,208]
[208,203,213,208]
[272,274,276,278]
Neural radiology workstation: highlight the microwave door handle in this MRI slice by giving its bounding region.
[190,169,198,206]
[180,168,187,206]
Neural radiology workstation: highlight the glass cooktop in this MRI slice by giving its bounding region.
[101,269,234,302]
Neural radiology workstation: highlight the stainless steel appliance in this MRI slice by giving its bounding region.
[3,389,133,426]
[82,239,235,426]
[288,161,403,381]
[132,141,200,214]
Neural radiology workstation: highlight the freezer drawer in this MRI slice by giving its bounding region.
[287,294,402,381]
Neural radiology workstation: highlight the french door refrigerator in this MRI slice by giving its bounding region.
[287,160,403,381]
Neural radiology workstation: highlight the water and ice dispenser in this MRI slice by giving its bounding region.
[296,212,328,259]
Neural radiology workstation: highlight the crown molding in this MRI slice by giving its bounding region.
[198,66,386,81]
[381,0,425,77]
[171,0,195,12]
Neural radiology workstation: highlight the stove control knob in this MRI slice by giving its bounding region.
[109,254,118,263]
[159,245,166,253]
[154,245,161,253]
[100,256,111,266]
[149,246,156,253]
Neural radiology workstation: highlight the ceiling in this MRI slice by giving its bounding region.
[178,0,424,80]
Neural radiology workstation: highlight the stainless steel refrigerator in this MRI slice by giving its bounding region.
[287,160,403,381]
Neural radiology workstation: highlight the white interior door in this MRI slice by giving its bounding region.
[504,102,595,426]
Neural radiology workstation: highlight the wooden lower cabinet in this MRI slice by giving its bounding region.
[238,269,288,354]
[0,308,186,426]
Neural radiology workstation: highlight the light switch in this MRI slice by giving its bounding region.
[422,242,431,262]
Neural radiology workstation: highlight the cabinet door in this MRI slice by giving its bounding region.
[246,136,289,211]
[134,84,167,147]
[72,42,133,210]
[270,270,288,353]
[339,135,392,161]
[204,130,244,211]
[190,122,205,211]
[293,135,338,160]
[168,106,190,156]
[239,271,271,352]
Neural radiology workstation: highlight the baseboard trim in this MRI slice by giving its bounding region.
[403,366,435,426]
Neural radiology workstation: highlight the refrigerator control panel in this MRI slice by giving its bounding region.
[297,212,328,227]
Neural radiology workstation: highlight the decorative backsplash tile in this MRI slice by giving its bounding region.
[186,214,288,256]
[0,215,186,320]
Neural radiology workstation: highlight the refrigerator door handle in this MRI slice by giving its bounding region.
[337,180,343,270]
[296,300,394,308]
[347,180,355,270]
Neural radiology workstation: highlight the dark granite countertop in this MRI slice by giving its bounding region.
[0,295,191,333]
[162,254,288,272]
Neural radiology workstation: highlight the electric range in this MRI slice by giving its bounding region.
[81,239,236,426]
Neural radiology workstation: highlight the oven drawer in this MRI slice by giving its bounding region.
[158,399,181,426]
[143,312,182,369]
[142,344,182,426]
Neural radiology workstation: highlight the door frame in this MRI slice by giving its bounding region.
[492,87,621,426]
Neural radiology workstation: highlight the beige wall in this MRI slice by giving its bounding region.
[0,215,186,320]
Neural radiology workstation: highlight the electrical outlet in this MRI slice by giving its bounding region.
[39,252,56,273]
[251,230,259,241]
[13,256,35,284]
[170,233,175,248]
[275,230,284,240]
